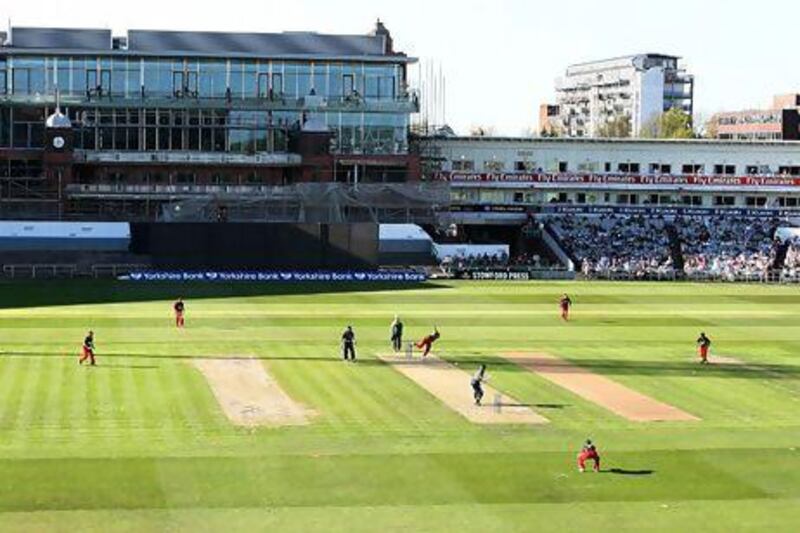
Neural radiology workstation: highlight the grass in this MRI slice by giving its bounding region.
[0,280,799,531]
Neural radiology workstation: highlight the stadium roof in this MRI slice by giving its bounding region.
[127,30,384,56]
[7,27,111,50]
[568,53,681,68]
[419,135,800,148]
[2,24,414,62]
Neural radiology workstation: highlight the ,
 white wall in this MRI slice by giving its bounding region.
[379,224,433,254]
[0,221,131,251]
[434,244,509,261]
[0,221,130,239]
[430,137,800,176]
[379,224,431,242]
[635,68,665,136]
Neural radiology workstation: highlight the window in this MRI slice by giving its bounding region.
[617,162,640,173]
[647,195,675,205]
[183,71,199,98]
[364,65,396,101]
[713,196,736,206]
[451,189,479,202]
[604,162,612,172]
[198,61,227,99]
[616,193,638,204]
[293,63,312,98]
[479,190,505,203]
[84,68,111,97]
[745,197,767,207]
[258,73,270,98]
[175,172,196,184]
[713,164,736,175]
[558,161,568,172]
[13,67,31,94]
[576,193,587,204]
[0,108,10,147]
[681,195,703,206]
[229,60,257,99]
[343,73,355,96]
[577,161,600,172]
[484,160,504,172]
[513,192,525,203]
[682,164,703,174]
[649,163,671,174]
[452,159,475,171]
[271,73,283,96]
[172,70,198,98]
[86,70,99,95]
[777,197,799,207]
[11,106,44,148]
[211,173,230,185]
[515,160,537,172]
[778,166,800,176]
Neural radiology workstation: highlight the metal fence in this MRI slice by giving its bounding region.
[159,182,450,224]
[2,264,77,279]
[2,263,148,279]
[583,270,800,284]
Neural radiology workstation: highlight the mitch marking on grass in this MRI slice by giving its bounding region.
[193,357,314,427]
[378,353,549,425]
[504,352,699,422]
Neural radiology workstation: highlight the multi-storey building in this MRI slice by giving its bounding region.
[418,136,800,223]
[537,103,560,136]
[547,54,694,138]
[714,94,800,141]
[0,22,420,220]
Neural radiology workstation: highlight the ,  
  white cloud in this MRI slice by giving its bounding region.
[5,0,799,135]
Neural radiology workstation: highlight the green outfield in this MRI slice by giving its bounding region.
[0,280,798,532]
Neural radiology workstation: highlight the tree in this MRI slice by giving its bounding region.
[639,108,694,139]
[660,108,694,139]
[639,115,661,138]
[701,113,720,139]
[596,115,631,138]
[539,127,561,138]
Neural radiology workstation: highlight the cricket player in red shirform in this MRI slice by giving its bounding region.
[79,330,96,366]
[174,297,186,328]
[560,293,572,321]
[697,332,711,364]
[415,327,441,358]
[577,439,600,473]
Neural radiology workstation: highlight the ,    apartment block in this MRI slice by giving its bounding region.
[714,94,800,141]
[545,54,694,138]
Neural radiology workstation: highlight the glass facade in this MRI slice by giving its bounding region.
[0,54,412,154]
